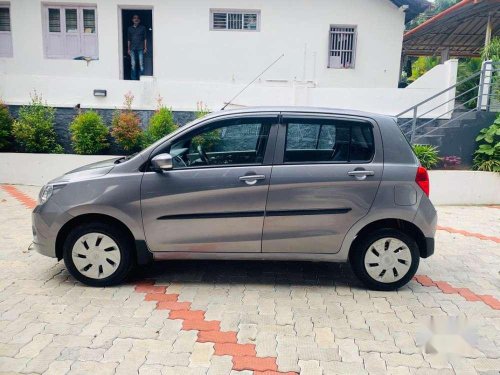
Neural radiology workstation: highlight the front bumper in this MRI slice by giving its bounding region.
[31,200,73,259]
[32,209,57,258]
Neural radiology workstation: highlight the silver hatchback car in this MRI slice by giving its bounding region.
[32,107,437,290]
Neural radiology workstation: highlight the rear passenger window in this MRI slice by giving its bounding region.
[284,119,374,163]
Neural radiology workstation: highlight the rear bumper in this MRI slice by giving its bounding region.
[422,237,434,258]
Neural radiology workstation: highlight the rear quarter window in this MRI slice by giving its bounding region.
[284,119,374,163]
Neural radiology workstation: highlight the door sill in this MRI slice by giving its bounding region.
[152,251,346,262]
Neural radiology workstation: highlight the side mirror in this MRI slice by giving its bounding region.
[151,153,173,172]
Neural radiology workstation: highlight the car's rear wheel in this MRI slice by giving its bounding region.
[350,228,419,291]
[63,222,134,287]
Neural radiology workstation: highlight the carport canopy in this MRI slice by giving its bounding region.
[403,0,500,58]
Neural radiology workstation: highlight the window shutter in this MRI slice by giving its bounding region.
[48,8,61,32]
[43,5,98,59]
[0,7,12,57]
[46,7,66,58]
[213,13,227,29]
[81,8,98,58]
[0,7,10,31]
[211,10,260,31]
[329,26,356,69]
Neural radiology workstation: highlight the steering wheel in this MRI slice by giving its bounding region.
[197,145,210,165]
[174,155,187,168]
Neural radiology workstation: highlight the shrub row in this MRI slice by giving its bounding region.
[0,92,206,155]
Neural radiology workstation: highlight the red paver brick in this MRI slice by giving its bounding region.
[157,301,191,311]
[182,319,220,331]
[479,295,500,310]
[214,343,256,357]
[437,225,500,243]
[413,275,499,310]
[135,284,167,294]
[144,293,179,302]
[434,281,457,294]
[1,185,37,209]
[456,288,482,302]
[198,331,238,344]
[254,372,298,375]
[169,310,205,320]
[414,275,436,287]
[233,356,278,372]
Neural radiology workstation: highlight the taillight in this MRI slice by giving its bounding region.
[415,166,429,197]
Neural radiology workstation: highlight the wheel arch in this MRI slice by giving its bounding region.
[349,218,429,259]
[55,213,153,265]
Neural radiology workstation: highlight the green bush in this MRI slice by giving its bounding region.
[142,106,177,148]
[0,100,13,151]
[413,144,439,169]
[456,58,482,109]
[473,115,500,172]
[482,36,500,61]
[111,92,142,152]
[69,110,109,154]
[12,93,63,153]
[408,56,440,83]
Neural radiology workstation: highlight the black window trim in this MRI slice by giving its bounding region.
[147,114,279,172]
[274,114,376,165]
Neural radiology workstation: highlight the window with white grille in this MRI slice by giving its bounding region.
[0,4,13,57]
[328,26,356,69]
[211,10,260,31]
[43,5,98,59]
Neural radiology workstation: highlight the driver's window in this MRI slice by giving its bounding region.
[170,118,272,169]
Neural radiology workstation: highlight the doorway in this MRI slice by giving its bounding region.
[121,9,153,80]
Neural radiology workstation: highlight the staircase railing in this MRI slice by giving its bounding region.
[397,60,499,144]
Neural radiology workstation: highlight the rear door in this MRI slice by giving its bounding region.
[262,113,383,254]
[141,114,278,253]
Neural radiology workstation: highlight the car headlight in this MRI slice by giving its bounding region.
[38,185,54,205]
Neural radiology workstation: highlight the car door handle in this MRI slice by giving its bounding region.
[348,170,375,177]
[239,175,266,185]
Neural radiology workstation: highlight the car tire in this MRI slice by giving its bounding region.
[63,222,135,287]
[350,228,420,291]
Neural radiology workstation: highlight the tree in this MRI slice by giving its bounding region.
[407,0,461,30]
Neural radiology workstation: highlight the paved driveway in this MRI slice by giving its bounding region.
[0,185,499,375]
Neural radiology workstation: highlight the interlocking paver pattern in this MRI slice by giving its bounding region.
[0,184,499,374]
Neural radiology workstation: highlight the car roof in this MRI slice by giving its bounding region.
[200,106,394,122]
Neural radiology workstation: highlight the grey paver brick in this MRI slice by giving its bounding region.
[42,360,73,375]
[207,355,233,375]
[298,359,322,375]
[68,360,117,375]
[1,189,499,375]
[361,352,387,374]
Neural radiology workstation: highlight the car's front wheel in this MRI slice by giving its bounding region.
[350,229,420,291]
[63,222,134,287]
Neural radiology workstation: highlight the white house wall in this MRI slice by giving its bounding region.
[1,0,405,86]
[0,0,458,117]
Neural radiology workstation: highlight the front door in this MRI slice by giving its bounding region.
[141,115,278,252]
[121,9,153,80]
[262,114,383,253]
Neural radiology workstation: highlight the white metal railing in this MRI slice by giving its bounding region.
[397,60,499,143]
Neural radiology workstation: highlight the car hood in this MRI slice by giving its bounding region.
[48,157,120,184]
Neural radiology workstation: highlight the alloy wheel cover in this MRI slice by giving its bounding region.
[364,237,412,283]
[71,233,121,279]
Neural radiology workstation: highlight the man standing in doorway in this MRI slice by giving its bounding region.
[127,14,147,80]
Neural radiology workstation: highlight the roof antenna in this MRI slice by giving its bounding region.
[221,53,285,110]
